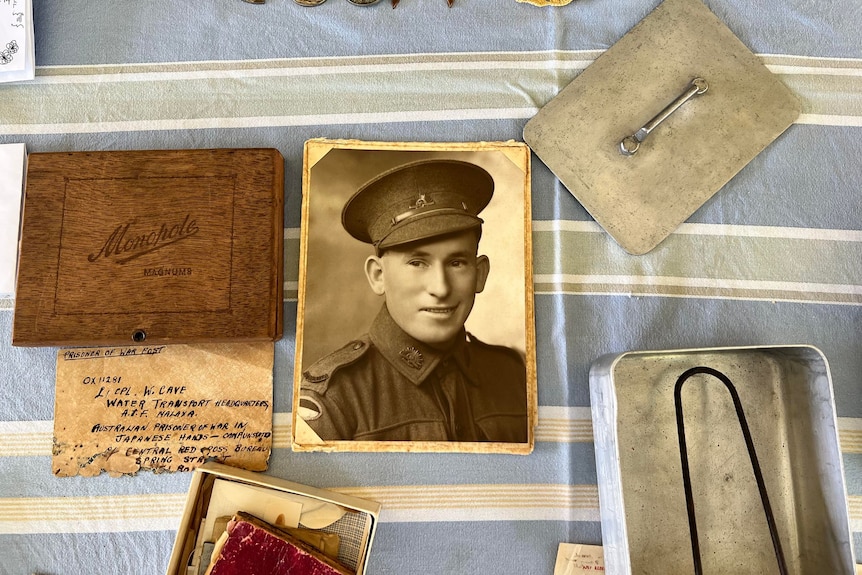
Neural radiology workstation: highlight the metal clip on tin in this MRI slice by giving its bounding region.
[620,77,708,156]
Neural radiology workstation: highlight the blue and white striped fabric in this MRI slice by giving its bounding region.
[1,1,860,573]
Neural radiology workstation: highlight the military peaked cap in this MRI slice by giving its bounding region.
[342,159,494,250]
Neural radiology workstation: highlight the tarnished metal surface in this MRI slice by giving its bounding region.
[523,0,801,255]
[590,346,855,575]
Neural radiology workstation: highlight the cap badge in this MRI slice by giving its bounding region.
[399,346,424,369]
[409,194,435,210]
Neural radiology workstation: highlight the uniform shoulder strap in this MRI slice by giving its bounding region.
[301,336,371,394]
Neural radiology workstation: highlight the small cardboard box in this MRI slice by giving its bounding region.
[167,462,381,575]
[13,148,284,346]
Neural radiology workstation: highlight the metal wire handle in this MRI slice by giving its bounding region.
[674,366,788,575]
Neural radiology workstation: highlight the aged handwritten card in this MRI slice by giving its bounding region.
[554,543,604,574]
[53,342,274,477]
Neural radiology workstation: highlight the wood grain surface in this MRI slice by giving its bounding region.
[13,148,284,346]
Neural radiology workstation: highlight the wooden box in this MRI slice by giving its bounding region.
[13,148,284,346]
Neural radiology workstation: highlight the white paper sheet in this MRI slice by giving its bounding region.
[0,143,25,296]
[203,479,304,542]
[0,0,34,83]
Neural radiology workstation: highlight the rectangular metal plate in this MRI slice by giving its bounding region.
[524,0,801,254]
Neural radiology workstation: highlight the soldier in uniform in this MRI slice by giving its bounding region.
[299,159,528,442]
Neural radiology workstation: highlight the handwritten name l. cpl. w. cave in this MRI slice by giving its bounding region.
[86,379,271,419]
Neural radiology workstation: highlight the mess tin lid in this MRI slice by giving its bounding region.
[523,0,801,255]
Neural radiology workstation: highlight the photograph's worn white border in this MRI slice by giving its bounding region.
[292,139,536,454]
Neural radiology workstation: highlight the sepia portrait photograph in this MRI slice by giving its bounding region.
[292,139,536,454]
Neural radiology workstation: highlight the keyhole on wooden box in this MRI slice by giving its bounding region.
[132,329,147,342]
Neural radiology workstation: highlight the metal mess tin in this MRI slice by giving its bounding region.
[589,345,854,574]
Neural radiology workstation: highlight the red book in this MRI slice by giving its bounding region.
[206,512,352,575]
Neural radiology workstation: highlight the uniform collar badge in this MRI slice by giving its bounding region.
[399,346,424,369]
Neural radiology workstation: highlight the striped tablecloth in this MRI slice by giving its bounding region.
[1,1,860,573]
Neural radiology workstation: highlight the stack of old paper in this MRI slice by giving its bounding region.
[0,143,26,297]
[0,0,34,83]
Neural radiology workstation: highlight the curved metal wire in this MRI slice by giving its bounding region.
[673,366,788,575]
